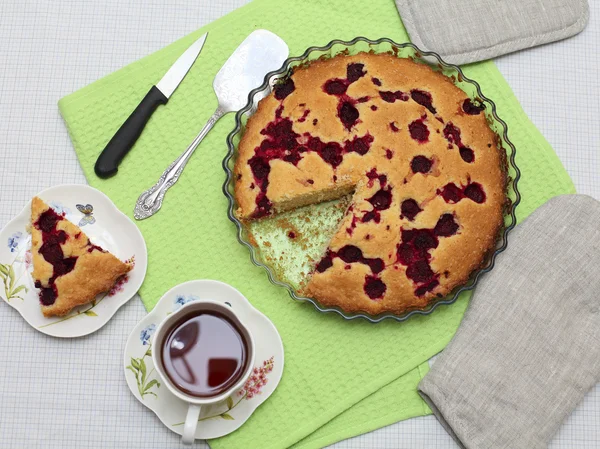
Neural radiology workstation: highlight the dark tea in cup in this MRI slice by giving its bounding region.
[160,310,249,398]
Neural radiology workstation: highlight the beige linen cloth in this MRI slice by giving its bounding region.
[419,194,600,448]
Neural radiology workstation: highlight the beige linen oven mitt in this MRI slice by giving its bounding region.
[418,194,600,449]
[395,0,589,65]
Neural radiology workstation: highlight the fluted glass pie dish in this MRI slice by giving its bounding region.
[223,37,520,322]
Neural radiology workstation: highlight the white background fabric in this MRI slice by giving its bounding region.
[0,0,598,448]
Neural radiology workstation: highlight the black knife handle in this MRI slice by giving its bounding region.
[94,85,168,178]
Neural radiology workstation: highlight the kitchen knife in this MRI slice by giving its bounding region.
[94,32,208,179]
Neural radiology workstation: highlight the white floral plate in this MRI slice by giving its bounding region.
[124,280,284,440]
[0,184,147,337]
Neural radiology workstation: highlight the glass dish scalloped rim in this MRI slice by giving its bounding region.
[222,37,521,323]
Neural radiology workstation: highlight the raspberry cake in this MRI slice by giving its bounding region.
[31,197,132,317]
[234,53,507,315]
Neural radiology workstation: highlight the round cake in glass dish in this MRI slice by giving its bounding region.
[234,52,507,316]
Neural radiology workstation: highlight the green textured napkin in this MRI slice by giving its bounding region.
[57,0,575,447]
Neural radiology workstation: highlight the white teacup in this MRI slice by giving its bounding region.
[151,299,255,445]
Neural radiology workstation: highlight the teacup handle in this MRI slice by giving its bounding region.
[182,404,202,445]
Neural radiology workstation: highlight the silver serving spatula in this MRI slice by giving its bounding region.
[134,30,289,220]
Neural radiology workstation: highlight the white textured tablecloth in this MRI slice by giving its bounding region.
[0,1,598,448]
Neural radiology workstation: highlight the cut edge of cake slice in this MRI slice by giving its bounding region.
[236,176,356,221]
[30,196,132,318]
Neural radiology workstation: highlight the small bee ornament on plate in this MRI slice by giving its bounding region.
[76,203,96,227]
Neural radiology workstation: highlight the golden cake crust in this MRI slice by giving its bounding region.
[31,197,132,317]
[234,53,506,315]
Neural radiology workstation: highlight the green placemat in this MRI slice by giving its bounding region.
[58,0,575,448]
[292,363,431,449]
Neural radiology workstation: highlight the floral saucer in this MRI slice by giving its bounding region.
[123,280,284,440]
[0,184,147,337]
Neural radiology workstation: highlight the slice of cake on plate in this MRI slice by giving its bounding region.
[30,196,132,317]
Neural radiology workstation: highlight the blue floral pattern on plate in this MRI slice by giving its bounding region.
[7,232,22,253]
[173,294,200,310]
[140,324,156,346]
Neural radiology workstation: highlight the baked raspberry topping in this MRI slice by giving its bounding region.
[395,213,461,296]
[410,90,436,114]
[362,171,390,224]
[459,147,475,163]
[37,208,62,233]
[319,142,344,167]
[346,214,360,235]
[464,183,486,203]
[322,64,369,130]
[249,156,270,180]
[438,183,463,203]
[411,155,433,174]
[434,214,459,237]
[33,208,81,306]
[443,122,476,162]
[443,122,462,145]
[87,243,106,253]
[338,101,359,130]
[463,99,485,115]
[346,63,366,83]
[379,90,409,103]
[367,188,392,211]
[344,134,374,156]
[406,259,436,283]
[364,275,386,299]
[263,116,299,146]
[252,194,272,218]
[274,78,295,100]
[315,245,384,275]
[338,245,363,263]
[37,283,56,306]
[324,79,348,96]
[362,211,380,223]
[409,119,429,142]
[408,229,438,251]
[389,122,399,132]
[385,149,394,159]
[400,199,422,221]
[371,77,382,86]
[438,182,486,204]
[298,109,311,123]
[415,280,440,297]
[316,251,334,273]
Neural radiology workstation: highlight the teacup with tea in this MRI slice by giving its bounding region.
[152,299,255,444]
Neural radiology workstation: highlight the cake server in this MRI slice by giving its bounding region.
[133,29,289,220]
[94,33,208,179]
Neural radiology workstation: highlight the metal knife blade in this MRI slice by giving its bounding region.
[156,32,208,98]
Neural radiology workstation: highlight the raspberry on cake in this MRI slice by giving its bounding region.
[30,197,132,317]
[233,53,507,316]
